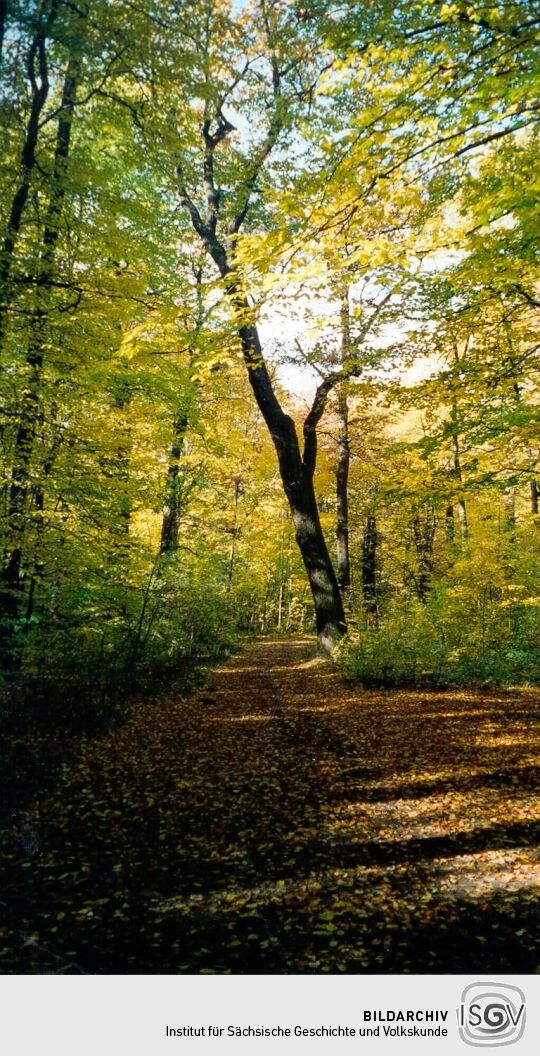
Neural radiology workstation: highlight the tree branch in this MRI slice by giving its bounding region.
[303,369,350,476]
[514,283,540,310]
[202,109,236,232]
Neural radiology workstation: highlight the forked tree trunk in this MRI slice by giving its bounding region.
[180,176,346,651]
[239,319,345,653]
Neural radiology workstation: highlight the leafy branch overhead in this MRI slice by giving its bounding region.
[0,0,538,680]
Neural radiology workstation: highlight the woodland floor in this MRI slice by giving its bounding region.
[1,638,540,974]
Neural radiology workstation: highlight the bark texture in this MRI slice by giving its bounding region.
[160,413,189,555]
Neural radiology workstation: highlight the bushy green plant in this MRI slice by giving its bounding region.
[1,569,238,734]
[337,592,540,689]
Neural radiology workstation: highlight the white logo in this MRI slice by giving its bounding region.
[458,982,526,1047]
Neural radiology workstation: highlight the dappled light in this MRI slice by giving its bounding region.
[2,639,538,974]
[431,849,540,898]
[1,0,539,981]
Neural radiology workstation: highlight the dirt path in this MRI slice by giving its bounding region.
[2,638,540,973]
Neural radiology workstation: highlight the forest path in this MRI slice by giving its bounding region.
[3,638,540,973]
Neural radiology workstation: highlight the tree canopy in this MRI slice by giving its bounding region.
[1,0,539,683]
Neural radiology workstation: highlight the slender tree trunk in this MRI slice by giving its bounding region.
[456,496,468,541]
[449,347,468,542]
[114,388,132,541]
[336,387,351,597]
[531,479,539,515]
[412,506,437,602]
[160,267,204,556]
[361,512,379,627]
[511,380,539,519]
[226,476,241,590]
[0,1,59,351]
[451,430,468,541]
[0,374,40,630]
[504,486,516,537]
[0,49,82,638]
[277,579,284,630]
[335,288,351,599]
[24,482,45,624]
[127,554,160,671]
[23,412,63,623]
[160,412,188,554]
[445,503,455,542]
[0,0,7,63]
[276,509,288,631]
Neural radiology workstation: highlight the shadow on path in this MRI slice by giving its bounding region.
[1,638,539,973]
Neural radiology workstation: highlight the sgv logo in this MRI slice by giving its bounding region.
[457,982,526,1047]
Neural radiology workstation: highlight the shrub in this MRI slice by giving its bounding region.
[336,594,540,689]
[1,571,238,735]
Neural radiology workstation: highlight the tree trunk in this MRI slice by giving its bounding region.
[531,479,539,515]
[160,412,189,554]
[449,348,468,542]
[361,512,379,627]
[114,387,133,541]
[456,496,468,541]
[290,472,346,651]
[180,197,346,651]
[226,476,241,590]
[0,0,7,63]
[445,503,455,543]
[23,431,59,624]
[277,578,284,630]
[0,367,40,632]
[336,388,351,598]
[510,378,539,520]
[238,319,345,652]
[412,506,437,602]
[451,431,468,541]
[0,1,60,351]
[335,287,352,599]
[504,486,516,537]
[0,49,82,637]
[160,267,204,556]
